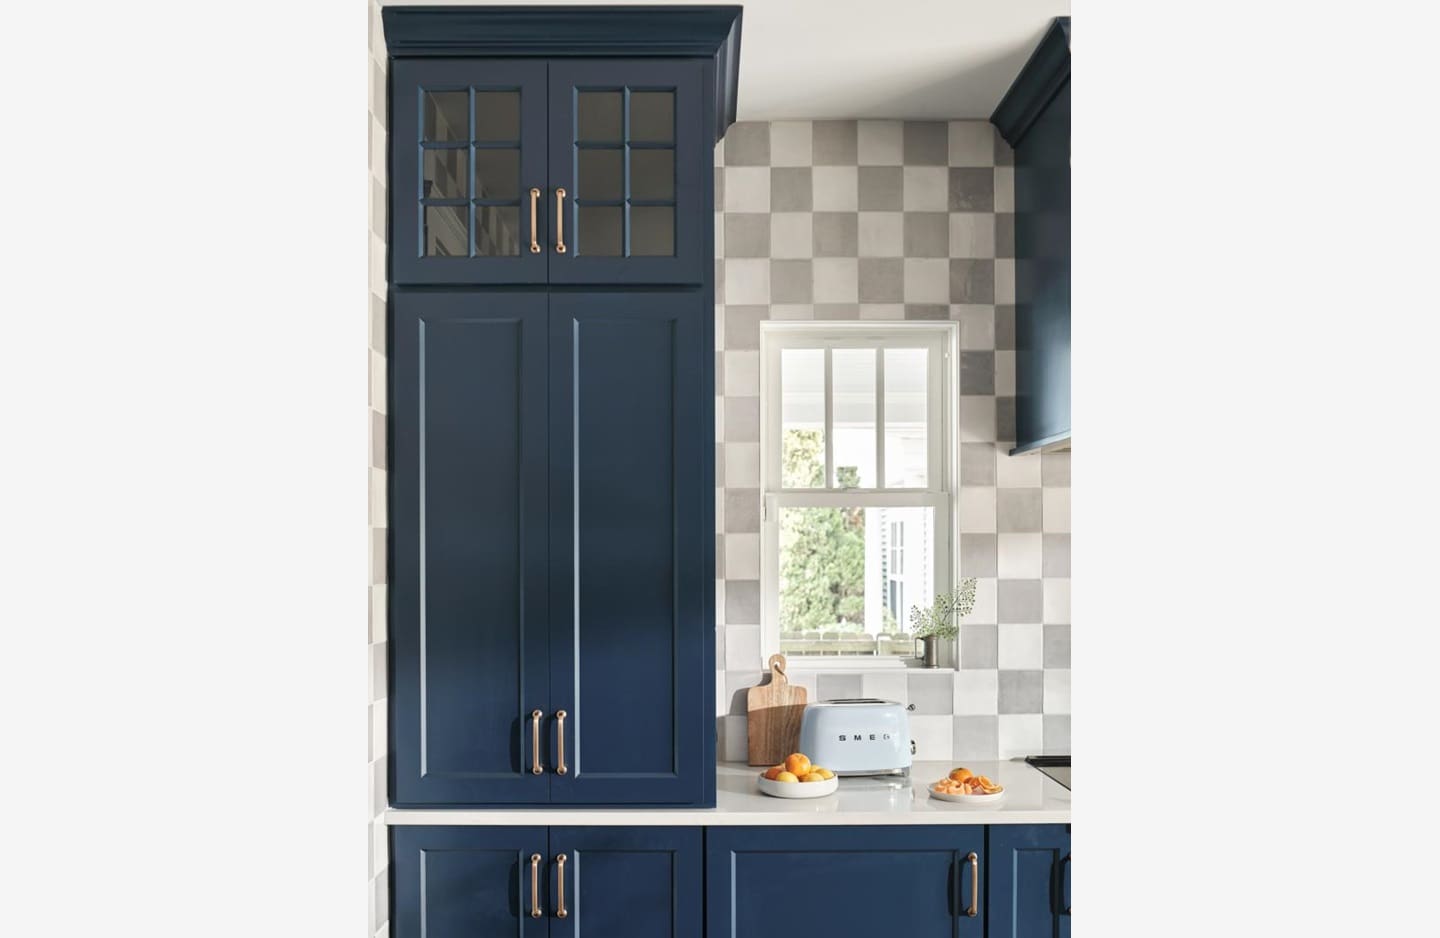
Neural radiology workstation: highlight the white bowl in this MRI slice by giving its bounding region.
[929,786,1006,804]
[757,774,839,798]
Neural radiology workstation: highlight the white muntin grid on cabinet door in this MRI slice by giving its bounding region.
[713,120,1069,763]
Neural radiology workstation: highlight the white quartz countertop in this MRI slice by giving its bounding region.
[386,760,1070,826]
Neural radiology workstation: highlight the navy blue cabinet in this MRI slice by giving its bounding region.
[707,826,987,937]
[987,824,1071,938]
[393,826,700,938]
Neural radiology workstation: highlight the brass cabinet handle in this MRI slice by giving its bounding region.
[554,188,567,253]
[966,852,979,917]
[554,853,568,918]
[555,710,568,775]
[1062,853,1071,914]
[529,854,542,919]
[530,709,544,775]
[528,188,541,253]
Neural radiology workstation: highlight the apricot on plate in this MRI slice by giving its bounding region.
[784,753,812,777]
[774,771,799,783]
[815,767,835,780]
[801,771,825,782]
[762,765,784,781]
[949,767,974,783]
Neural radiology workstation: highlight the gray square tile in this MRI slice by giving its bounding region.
[725,671,763,714]
[724,122,770,165]
[950,259,996,304]
[994,133,1014,166]
[724,213,770,257]
[858,166,903,210]
[724,489,760,534]
[903,121,948,165]
[998,670,1043,713]
[1043,715,1070,753]
[858,258,904,303]
[815,303,860,320]
[904,304,948,320]
[995,305,1016,350]
[959,350,995,395]
[770,259,814,303]
[714,166,725,208]
[997,488,1042,532]
[723,396,759,442]
[903,212,948,257]
[960,533,997,578]
[724,305,766,350]
[725,579,760,624]
[813,120,858,165]
[960,624,998,669]
[771,167,813,212]
[1044,625,1071,668]
[948,168,995,211]
[813,212,859,257]
[953,715,999,760]
[1043,534,1070,577]
[371,410,386,468]
[370,293,386,354]
[995,212,1015,259]
[907,671,955,714]
[960,443,997,485]
[715,351,725,395]
[816,672,862,701]
[715,259,725,303]
[715,444,725,488]
[998,579,1043,624]
[1042,452,1071,486]
[996,396,1016,442]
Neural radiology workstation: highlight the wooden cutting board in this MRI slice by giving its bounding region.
[746,654,808,766]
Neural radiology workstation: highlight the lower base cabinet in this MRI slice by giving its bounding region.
[987,824,1071,938]
[706,826,986,937]
[392,826,702,938]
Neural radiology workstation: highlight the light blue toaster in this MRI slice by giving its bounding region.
[798,698,913,776]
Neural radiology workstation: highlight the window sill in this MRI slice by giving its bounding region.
[776,655,945,671]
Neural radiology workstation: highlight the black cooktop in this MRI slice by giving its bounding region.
[1024,755,1071,790]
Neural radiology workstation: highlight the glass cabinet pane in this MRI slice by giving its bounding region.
[423,149,467,200]
[578,149,624,201]
[423,91,468,141]
[473,149,520,200]
[475,205,520,256]
[629,91,674,142]
[578,205,623,256]
[578,91,623,141]
[473,91,519,142]
[630,149,674,200]
[630,206,674,256]
[424,205,468,257]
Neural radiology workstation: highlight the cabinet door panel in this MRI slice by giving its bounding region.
[548,293,711,804]
[987,824,1071,938]
[550,827,701,938]
[548,60,707,284]
[707,826,985,937]
[391,293,550,805]
[392,826,550,938]
[392,59,549,284]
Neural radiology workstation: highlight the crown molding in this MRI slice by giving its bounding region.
[991,17,1070,148]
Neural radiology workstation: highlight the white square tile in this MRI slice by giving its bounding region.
[995,350,1016,396]
[715,398,725,442]
[968,577,998,624]
[998,623,1044,669]
[997,451,1042,487]
[909,715,954,761]
[770,120,813,166]
[953,669,999,715]
[903,258,950,303]
[994,167,1015,212]
[998,714,1043,758]
[1043,578,1070,625]
[903,167,948,211]
[725,624,761,670]
[714,211,725,256]
[369,349,387,414]
[958,396,997,442]
[998,533,1043,578]
[370,467,386,527]
[785,668,818,699]
[724,350,760,397]
[861,671,909,705]
[958,486,997,533]
[995,258,1016,304]
[769,304,814,320]
[858,212,904,257]
[859,303,905,320]
[1043,487,1070,533]
[955,305,995,350]
[725,442,760,488]
[725,258,770,304]
[770,213,813,258]
[813,258,859,303]
[812,166,859,210]
[724,167,770,212]
[713,138,724,165]
[719,715,748,761]
[1043,670,1071,714]
[370,585,387,643]
[949,213,995,259]
[725,533,761,580]
[716,668,728,716]
[948,121,995,167]
[857,120,903,165]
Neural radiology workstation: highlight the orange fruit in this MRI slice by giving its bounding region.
[762,765,784,781]
[784,753,812,777]
[949,767,974,783]
[816,767,835,780]
[774,771,799,783]
[801,771,825,782]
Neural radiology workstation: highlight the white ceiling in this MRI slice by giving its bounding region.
[382,0,1072,120]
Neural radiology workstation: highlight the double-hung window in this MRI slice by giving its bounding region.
[760,322,956,666]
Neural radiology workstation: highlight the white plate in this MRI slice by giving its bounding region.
[757,774,839,798]
[929,786,1006,804]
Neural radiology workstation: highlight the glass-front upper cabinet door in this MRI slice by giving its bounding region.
[548,61,706,284]
[391,60,548,284]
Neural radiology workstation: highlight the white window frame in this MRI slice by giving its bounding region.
[759,321,958,670]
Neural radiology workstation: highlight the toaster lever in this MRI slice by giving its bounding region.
[910,739,917,756]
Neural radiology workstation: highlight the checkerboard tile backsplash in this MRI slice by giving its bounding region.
[713,121,1070,764]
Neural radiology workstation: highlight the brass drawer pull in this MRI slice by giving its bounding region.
[555,188,567,253]
[529,854,542,919]
[555,710,568,775]
[530,709,544,775]
[528,188,541,253]
[966,851,979,917]
[555,853,568,918]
